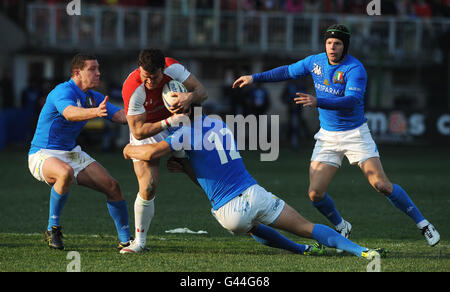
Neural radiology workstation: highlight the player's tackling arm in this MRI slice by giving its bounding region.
[167,157,200,187]
[123,141,171,162]
[127,112,185,140]
[127,113,166,140]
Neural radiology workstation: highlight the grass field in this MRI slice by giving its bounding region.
[0,144,449,272]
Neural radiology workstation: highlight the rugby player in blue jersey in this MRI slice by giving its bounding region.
[232,24,440,248]
[28,54,131,250]
[120,107,386,260]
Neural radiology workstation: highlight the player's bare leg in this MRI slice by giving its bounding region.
[77,161,124,201]
[270,204,381,258]
[359,157,392,195]
[77,162,131,247]
[270,204,314,238]
[134,159,160,201]
[360,157,440,246]
[42,158,74,249]
[308,161,351,251]
[121,159,160,253]
[248,205,321,255]
[42,157,74,195]
[308,161,338,202]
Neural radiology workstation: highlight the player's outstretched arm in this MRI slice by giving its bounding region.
[123,141,172,162]
[63,96,108,122]
[232,75,253,89]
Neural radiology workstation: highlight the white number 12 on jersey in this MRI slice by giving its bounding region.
[207,128,241,165]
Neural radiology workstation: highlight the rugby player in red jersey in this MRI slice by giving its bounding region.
[120,48,207,253]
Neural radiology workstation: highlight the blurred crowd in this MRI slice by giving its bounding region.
[1,0,449,149]
[221,0,450,17]
[2,0,450,19]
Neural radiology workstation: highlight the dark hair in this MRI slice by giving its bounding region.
[138,48,165,73]
[71,53,97,76]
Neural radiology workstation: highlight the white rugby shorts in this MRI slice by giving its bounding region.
[211,184,285,235]
[28,145,95,185]
[311,123,380,167]
[129,128,186,162]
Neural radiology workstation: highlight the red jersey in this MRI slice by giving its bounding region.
[122,57,191,123]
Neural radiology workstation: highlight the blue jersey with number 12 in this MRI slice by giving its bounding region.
[165,115,257,210]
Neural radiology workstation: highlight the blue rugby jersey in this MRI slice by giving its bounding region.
[29,79,120,154]
[165,115,257,210]
[288,53,367,131]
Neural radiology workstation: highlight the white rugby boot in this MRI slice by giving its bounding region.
[421,223,440,247]
[119,240,150,254]
[335,220,352,253]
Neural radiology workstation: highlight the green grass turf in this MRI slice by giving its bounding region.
[0,145,449,272]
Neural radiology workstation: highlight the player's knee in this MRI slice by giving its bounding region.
[373,181,392,195]
[308,189,325,202]
[107,179,123,200]
[58,166,74,185]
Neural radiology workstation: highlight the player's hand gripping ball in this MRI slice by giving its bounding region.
[162,80,187,113]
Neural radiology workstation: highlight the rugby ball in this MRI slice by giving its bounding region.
[162,80,187,113]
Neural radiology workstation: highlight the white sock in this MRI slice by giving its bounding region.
[134,193,155,247]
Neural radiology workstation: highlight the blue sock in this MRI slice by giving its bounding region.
[312,193,343,226]
[312,224,366,257]
[387,184,425,225]
[107,200,131,243]
[47,187,69,231]
[250,224,308,254]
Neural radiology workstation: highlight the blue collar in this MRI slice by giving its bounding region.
[68,78,90,97]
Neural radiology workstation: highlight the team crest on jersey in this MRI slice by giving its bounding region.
[323,79,330,86]
[311,63,322,77]
[333,71,344,84]
[85,96,97,108]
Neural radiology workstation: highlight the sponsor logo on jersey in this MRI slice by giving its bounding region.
[314,83,345,96]
[311,63,323,77]
[348,86,362,92]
